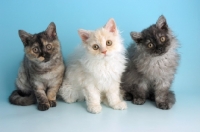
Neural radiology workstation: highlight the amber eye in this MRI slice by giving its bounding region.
[148,43,153,48]
[32,47,39,53]
[92,44,99,50]
[160,36,166,42]
[46,44,52,50]
[106,40,112,46]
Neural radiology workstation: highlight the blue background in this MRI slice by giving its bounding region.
[0,1,200,132]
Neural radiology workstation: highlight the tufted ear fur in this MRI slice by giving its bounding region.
[104,18,118,34]
[156,15,168,30]
[18,30,33,47]
[130,32,143,44]
[78,29,91,43]
[45,22,57,40]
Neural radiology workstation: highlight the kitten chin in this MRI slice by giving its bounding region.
[121,15,180,110]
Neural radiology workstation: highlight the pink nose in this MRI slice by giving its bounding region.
[101,50,107,54]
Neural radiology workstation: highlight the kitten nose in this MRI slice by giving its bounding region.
[101,50,107,54]
[158,47,163,52]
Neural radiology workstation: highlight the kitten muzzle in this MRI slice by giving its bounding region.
[38,56,50,62]
[43,57,50,62]
[38,56,45,62]
[39,52,51,62]
[101,50,107,55]
[155,47,165,55]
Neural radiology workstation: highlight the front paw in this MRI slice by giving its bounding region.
[132,98,146,105]
[49,100,56,107]
[87,105,102,114]
[112,101,127,110]
[156,102,172,110]
[38,103,50,111]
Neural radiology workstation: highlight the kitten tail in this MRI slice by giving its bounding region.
[9,90,36,106]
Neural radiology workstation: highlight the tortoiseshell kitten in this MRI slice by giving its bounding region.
[9,22,65,111]
[121,15,180,109]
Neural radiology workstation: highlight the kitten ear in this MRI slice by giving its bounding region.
[78,29,90,43]
[45,22,57,39]
[104,18,117,34]
[156,15,168,30]
[18,30,33,46]
[130,32,142,43]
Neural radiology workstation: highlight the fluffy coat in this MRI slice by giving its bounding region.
[9,22,65,111]
[59,19,127,114]
[121,15,180,109]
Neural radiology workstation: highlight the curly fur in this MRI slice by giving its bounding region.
[59,18,127,114]
[121,15,180,110]
[9,22,65,111]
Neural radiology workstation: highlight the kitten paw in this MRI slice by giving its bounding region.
[112,101,127,110]
[132,98,146,105]
[38,103,50,111]
[156,102,172,110]
[87,105,102,114]
[49,100,56,107]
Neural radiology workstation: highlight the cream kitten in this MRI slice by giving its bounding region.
[59,18,127,114]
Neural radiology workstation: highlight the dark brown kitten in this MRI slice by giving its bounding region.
[121,15,180,110]
[9,22,65,111]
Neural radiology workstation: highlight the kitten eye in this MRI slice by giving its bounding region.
[46,44,52,50]
[32,47,39,53]
[148,43,154,48]
[106,40,112,46]
[160,37,166,42]
[92,44,99,50]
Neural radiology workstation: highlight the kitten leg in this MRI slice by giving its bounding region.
[132,83,147,105]
[106,83,127,110]
[83,86,102,114]
[47,86,60,107]
[34,84,50,111]
[155,82,175,110]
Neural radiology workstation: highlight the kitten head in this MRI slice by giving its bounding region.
[130,15,171,56]
[19,22,60,63]
[78,18,124,58]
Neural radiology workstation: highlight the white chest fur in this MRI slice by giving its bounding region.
[66,51,126,91]
[83,55,126,88]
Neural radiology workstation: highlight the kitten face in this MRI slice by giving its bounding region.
[19,22,60,63]
[131,15,170,56]
[83,29,119,56]
[78,18,122,57]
